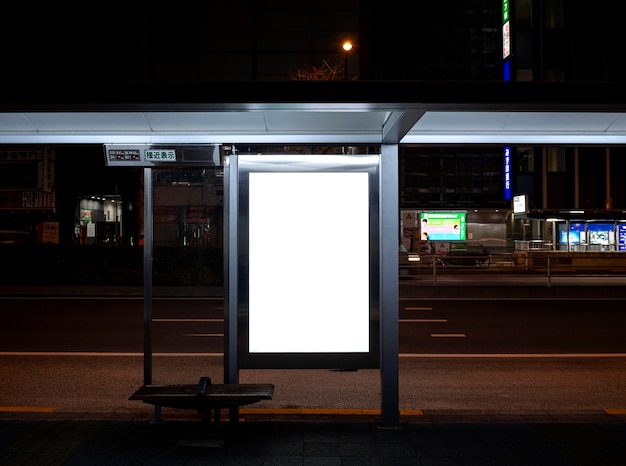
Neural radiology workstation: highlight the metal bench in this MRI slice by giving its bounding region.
[130,377,274,423]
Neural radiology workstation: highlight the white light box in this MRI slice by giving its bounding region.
[248,171,370,353]
[237,155,380,369]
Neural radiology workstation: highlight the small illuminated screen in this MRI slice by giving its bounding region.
[513,194,527,214]
[420,212,466,241]
[588,223,613,245]
[561,223,585,245]
[248,171,370,353]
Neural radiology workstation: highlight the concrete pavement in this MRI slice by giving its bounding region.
[2,277,626,464]
[1,410,626,465]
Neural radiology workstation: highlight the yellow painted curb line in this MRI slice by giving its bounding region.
[604,408,626,415]
[0,406,57,413]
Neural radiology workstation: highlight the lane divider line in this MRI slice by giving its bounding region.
[401,319,448,323]
[3,352,626,358]
[0,352,225,357]
[153,318,223,322]
[400,353,626,358]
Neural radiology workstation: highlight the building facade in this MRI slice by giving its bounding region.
[1,2,624,257]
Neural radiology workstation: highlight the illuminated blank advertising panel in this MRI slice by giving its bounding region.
[238,155,380,369]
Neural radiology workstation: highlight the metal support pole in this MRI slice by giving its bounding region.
[574,148,579,209]
[224,152,239,385]
[224,151,239,420]
[380,144,400,427]
[605,147,612,211]
[143,167,153,386]
[542,147,548,210]
[153,405,162,423]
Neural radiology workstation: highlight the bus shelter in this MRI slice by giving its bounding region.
[2,80,626,426]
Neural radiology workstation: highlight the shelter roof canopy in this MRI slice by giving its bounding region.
[1,81,626,145]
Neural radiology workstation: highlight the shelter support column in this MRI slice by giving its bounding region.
[605,147,612,210]
[574,148,579,209]
[143,167,153,386]
[380,144,400,427]
[542,147,548,209]
[224,153,239,386]
[224,152,239,422]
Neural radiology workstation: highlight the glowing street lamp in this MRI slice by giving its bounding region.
[342,41,353,80]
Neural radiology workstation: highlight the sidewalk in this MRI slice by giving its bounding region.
[2,279,626,464]
[1,410,626,465]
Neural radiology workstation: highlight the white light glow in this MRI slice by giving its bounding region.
[248,171,370,353]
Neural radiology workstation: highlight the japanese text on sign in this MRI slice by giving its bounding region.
[145,150,176,162]
[503,146,511,200]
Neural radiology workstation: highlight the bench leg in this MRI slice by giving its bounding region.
[199,409,212,424]
[153,405,162,423]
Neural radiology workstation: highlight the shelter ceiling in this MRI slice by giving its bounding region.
[2,81,626,146]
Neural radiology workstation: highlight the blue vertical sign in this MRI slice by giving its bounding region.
[503,146,511,200]
[619,224,626,251]
[502,1,512,192]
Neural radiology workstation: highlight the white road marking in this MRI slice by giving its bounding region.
[400,353,626,358]
[153,318,223,322]
[430,333,466,338]
[0,352,224,357]
[2,351,626,358]
[401,319,448,323]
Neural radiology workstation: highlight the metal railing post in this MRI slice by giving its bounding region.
[547,255,551,287]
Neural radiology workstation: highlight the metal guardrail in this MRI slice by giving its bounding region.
[399,251,626,287]
[514,240,554,251]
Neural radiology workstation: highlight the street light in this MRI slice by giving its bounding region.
[342,41,353,80]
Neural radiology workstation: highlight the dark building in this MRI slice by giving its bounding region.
[366,2,502,80]
[394,1,626,253]
[1,1,624,254]
[503,1,624,250]
[511,1,621,82]
[3,1,503,82]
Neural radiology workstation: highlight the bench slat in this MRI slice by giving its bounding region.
[129,383,274,410]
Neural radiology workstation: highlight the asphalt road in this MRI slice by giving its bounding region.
[1,297,626,355]
[1,296,626,416]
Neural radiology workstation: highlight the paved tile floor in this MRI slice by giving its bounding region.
[1,412,626,465]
